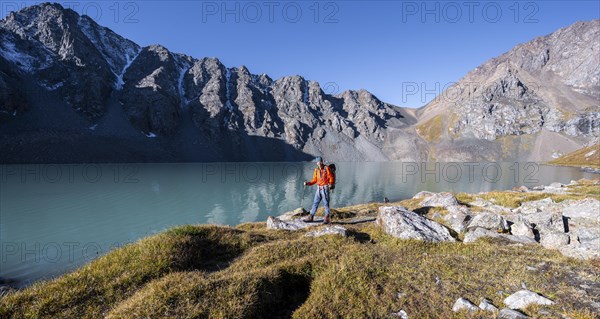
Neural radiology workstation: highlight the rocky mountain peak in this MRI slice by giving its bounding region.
[0,3,597,163]
[414,19,599,161]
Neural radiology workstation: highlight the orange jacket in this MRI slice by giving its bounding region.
[307,166,335,187]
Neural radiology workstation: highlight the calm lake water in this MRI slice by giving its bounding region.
[0,162,596,287]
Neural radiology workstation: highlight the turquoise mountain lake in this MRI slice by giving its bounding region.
[0,162,596,287]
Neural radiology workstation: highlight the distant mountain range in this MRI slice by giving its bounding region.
[0,3,597,163]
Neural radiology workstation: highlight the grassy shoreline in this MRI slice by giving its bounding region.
[548,144,600,170]
[1,180,599,318]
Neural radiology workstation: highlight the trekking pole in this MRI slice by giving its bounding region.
[300,183,306,208]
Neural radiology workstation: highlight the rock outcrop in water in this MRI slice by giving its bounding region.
[0,3,597,163]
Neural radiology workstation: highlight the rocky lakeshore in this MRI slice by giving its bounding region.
[1,179,599,318]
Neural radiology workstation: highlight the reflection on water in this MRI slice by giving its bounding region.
[0,162,596,287]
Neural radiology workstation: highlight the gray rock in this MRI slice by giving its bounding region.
[467,212,508,231]
[548,182,565,189]
[514,199,566,232]
[561,198,600,221]
[391,309,409,319]
[510,221,535,239]
[413,191,434,199]
[443,205,472,233]
[452,297,479,312]
[559,198,600,258]
[277,208,308,221]
[464,227,537,244]
[418,192,459,208]
[515,197,553,214]
[498,308,529,319]
[574,228,600,251]
[539,229,570,249]
[558,245,600,260]
[464,227,501,243]
[479,298,499,312]
[513,186,530,192]
[266,216,315,231]
[503,290,554,310]
[305,225,347,237]
[470,198,494,207]
[377,206,456,242]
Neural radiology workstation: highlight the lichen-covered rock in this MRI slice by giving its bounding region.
[539,229,570,249]
[509,221,535,239]
[452,298,479,313]
[479,298,499,312]
[503,290,554,310]
[377,206,455,242]
[305,225,347,237]
[443,205,472,233]
[498,308,529,319]
[417,192,459,208]
[266,216,315,231]
[466,213,508,232]
[277,208,308,221]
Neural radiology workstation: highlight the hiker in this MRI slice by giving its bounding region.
[303,156,335,224]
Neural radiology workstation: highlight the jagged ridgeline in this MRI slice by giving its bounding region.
[0,3,598,163]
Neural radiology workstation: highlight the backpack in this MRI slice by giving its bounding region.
[327,163,336,190]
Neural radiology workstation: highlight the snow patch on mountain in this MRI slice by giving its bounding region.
[173,54,191,107]
[116,48,141,89]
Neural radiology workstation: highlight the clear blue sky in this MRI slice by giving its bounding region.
[2,1,599,107]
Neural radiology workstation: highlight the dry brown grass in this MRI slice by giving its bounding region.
[549,144,600,169]
[416,115,444,142]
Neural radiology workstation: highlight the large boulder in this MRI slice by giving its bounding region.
[513,199,565,232]
[413,191,434,199]
[560,198,600,252]
[569,227,600,251]
[417,192,459,208]
[443,205,472,233]
[277,207,308,221]
[509,221,535,239]
[560,198,600,221]
[539,229,570,249]
[469,198,512,214]
[467,212,508,231]
[515,198,556,215]
[503,290,554,310]
[377,206,455,242]
[305,225,347,237]
[464,227,501,243]
[266,216,315,231]
[559,245,600,260]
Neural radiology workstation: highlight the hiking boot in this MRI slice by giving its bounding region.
[304,215,314,222]
[323,215,331,224]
